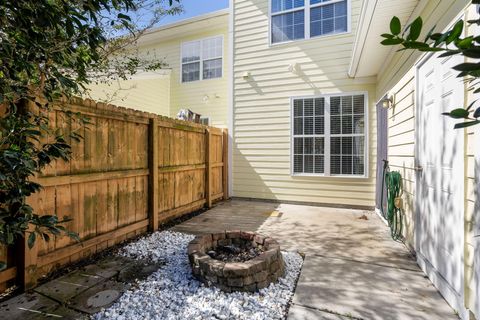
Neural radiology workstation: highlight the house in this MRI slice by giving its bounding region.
[88,9,230,128]
[89,1,479,318]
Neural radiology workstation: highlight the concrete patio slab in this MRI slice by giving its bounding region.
[173,199,458,319]
[259,203,419,271]
[288,304,349,319]
[292,255,458,320]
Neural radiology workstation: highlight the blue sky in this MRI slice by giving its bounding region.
[159,0,229,25]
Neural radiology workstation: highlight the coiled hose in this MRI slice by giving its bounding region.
[380,160,403,241]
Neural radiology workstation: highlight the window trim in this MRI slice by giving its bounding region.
[199,116,210,126]
[180,35,224,83]
[269,0,351,46]
[290,92,369,178]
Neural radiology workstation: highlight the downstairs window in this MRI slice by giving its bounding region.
[292,94,367,176]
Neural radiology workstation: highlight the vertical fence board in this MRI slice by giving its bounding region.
[96,180,109,235]
[223,130,229,200]
[107,180,119,232]
[83,182,97,239]
[148,119,159,231]
[205,129,212,208]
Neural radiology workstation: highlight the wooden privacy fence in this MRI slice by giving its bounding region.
[0,97,228,291]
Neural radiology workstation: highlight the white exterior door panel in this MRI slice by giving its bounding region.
[416,53,465,315]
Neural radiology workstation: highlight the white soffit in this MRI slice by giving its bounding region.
[349,0,420,78]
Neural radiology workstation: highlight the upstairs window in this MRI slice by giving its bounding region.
[292,93,367,176]
[181,36,223,83]
[271,0,349,44]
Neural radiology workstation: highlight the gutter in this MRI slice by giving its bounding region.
[347,0,379,78]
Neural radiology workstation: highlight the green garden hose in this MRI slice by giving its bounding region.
[380,160,404,241]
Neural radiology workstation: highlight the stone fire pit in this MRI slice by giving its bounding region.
[188,231,285,292]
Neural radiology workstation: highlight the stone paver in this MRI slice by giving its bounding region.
[0,292,84,319]
[34,270,105,303]
[69,280,126,314]
[171,200,277,235]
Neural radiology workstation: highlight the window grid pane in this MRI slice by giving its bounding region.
[182,62,200,82]
[310,1,348,38]
[271,0,348,44]
[329,94,365,175]
[292,98,326,174]
[181,41,201,63]
[272,0,305,13]
[293,95,365,176]
[272,10,305,43]
[203,58,222,79]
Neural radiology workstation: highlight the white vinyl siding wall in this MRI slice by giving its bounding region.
[232,0,377,207]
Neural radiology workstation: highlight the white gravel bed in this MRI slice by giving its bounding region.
[93,231,303,320]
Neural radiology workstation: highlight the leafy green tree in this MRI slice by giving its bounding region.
[0,0,180,270]
[381,15,480,129]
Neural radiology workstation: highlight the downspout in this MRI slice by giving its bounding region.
[227,0,235,197]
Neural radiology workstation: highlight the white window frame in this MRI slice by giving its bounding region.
[180,35,224,83]
[199,116,210,126]
[290,92,369,178]
[269,0,351,46]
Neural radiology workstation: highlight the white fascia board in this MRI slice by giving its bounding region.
[348,0,378,78]
[138,9,230,46]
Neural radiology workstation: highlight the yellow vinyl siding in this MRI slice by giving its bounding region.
[88,75,170,115]
[377,1,477,316]
[139,20,229,128]
[169,34,229,128]
[382,69,416,250]
[88,12,229,128]
[232,0,377,207]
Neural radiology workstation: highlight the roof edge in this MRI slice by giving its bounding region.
[348,0,378,78]
[144,9,229,36]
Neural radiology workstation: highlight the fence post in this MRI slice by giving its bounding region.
[222,129,229,200]
[17,227,38,290]
[205,128,212,208]
[148,118,159,231]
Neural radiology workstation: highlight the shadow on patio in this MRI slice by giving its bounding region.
[172,199,459,320]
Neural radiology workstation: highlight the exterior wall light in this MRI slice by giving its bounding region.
[381,96,394,109]
[242,71,251,79]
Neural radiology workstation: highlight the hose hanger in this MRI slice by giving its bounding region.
[380,160,404,241]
